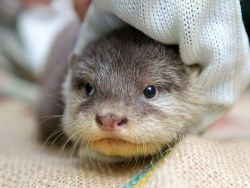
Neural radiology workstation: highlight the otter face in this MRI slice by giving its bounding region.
[62,28,201,161]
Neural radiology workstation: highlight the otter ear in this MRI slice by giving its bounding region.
[185,64,202,80]
[68,53,80,68]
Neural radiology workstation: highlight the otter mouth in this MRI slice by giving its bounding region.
[91,138,162,157]
[95,138,130,145]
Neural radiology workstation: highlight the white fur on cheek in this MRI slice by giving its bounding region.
[137,93,190,143]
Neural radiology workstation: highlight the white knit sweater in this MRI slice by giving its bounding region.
[75,0,250,107]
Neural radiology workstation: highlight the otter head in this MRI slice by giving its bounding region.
[62,27,202,162]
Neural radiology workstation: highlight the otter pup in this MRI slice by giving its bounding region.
[38,27,203,162]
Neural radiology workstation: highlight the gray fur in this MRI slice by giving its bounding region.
[44,27,203,161]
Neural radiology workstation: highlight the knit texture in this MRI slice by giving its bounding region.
[0,99,250,187]
[76,0,250,106]
[145,136,250,188]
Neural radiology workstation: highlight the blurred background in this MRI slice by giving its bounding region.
[0,0,81,103]
[0,0,249,140]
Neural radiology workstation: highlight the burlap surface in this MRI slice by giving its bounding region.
[0,99,250,188]
[145,137,250,188]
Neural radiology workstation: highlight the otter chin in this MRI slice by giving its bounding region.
[90,138,163,157]
[53,26,204,162]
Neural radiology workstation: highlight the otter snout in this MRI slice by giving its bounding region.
[95,114,128,131]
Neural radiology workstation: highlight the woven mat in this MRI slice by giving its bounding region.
[0,98,250,188]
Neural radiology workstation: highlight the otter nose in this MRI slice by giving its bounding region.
[96,114,128,131]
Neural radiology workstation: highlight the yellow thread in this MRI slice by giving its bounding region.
[134,158,165,188]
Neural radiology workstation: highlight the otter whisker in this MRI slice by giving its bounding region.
[69,133,82,168]
[59,128,79,154]
[40,126,64,148]
[38,115,64,128]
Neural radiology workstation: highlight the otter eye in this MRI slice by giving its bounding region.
[85,83,94,96]
[143,86,157,99]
